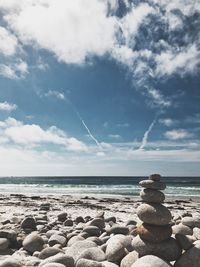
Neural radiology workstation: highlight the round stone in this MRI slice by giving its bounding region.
[140,189,165,203]
[132,235,182,262]
[139,180,166,190]
[149,174,161,181]
[120,251,139,267]
[172,223,193,235]
[131,255,171,267]
[135,223,172,243]
[23,232,44,253]
[174,241,200,267]
[0,238,9,251]
[137,203,172,225]
[39,247,62,259]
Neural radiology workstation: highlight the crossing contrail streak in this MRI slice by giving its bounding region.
[66,97,102,149]
[75,110,102,149]
[138,118,156,150]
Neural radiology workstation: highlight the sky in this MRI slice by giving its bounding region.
[0,0,200,176]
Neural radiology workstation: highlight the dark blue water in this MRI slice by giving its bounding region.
[0,176,199,196]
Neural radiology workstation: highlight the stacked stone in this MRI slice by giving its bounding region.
[132,174,182,262]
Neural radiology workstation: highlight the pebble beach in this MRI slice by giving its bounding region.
[0,174,200,267]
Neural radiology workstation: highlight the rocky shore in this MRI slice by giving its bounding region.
[0,175,200,267]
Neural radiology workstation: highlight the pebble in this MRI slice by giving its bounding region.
[48,234,67,247]
[172,223,193,235]
[107,225,129,235]
[106,235,133,263]
[42,264,65,267]
[135,223,172,243]
[139,180,166,190]
[140,189,165,203]
[137,203,172,225]
[38,253,74,267]
[76,259,103,267]
[174,241,200,267]
[0,258,22,267]
[131,255,172,267]
[76,247,106,262]
[120,251,139,267]
[193,227,200,240]
[0,238,9,251]
[21,217,36,231]
[175,234,196,250]
[149,174,161,181]
[39,247,62,259]
[83,226,101,236]
[23,232,44,253]
[132,235,182,261]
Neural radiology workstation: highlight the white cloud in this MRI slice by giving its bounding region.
[165,129,192,140]
[44,90,65,100]
[119,3,154,46]
[0,60,28,79]
[146,87,171,107]
[159,118,176,127]
[3,0,117,64]
[155,45,200,76]
[0,117,87,152]
[0,26,18,56]
[0,101,17,111]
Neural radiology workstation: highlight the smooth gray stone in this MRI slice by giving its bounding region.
[140,189,165,203]
[21,217,36,230]
[39,247,62,259]
[87,218,105,230]
[182,216,197,228]
[174,241,200,267]
[120,251,139,267]
[65,240,97,261]
[76,247,106,262]
[107,225,129,235]
[0,238,9,251]
[39,253,74,267]
[0,258,21,267]
[42,264,65,267]
[76,259,103,267]
[48,234,67,247]
[172,223,193,235]
[106,235,133,263]
[132,235,182,262]
[193,227,200,239]
[23,233,44,253]
[137,203,172,225]
[83,226,101,236]
[149,174,161,181]
[131,255,171,267]
[139,180,166,190]
[175,234,196,250]
[67,235,85,246]
[102,261,119,267]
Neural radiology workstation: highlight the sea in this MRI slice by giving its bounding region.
[0,176,200,197]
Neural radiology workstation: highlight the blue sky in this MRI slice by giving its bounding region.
[0,0,199,176]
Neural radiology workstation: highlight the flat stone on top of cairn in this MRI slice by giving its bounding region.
[133,174,182,262]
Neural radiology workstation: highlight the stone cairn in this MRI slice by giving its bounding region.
[132,174,182,263]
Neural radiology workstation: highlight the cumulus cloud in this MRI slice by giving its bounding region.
[0,101,17,111]
[0,0,199,104]
[0,117,87,152]
[0,26,18,56]
[44,90,65,100]
[0,60,28,79]
[159,118,176,127]
[165,129,192,140]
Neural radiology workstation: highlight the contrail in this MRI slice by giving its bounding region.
[138,118,156,150]
[66,97,102,149]
[75,109,102,149]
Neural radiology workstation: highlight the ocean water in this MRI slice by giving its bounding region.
[0,176,200,197]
